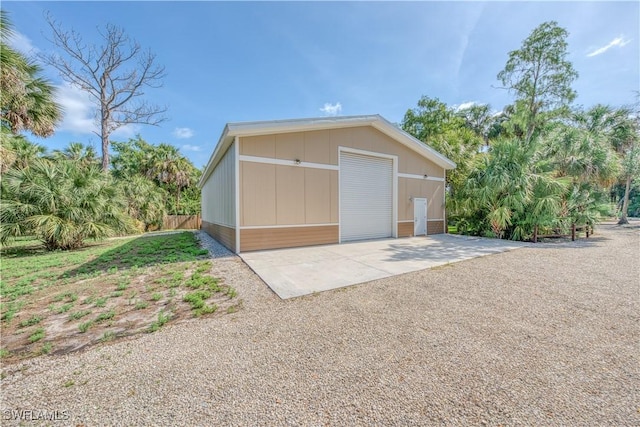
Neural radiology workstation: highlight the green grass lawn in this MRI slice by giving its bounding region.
[1,232,241,361]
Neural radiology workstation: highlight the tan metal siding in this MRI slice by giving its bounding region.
[304,168,334,224]
[330,171,339,223]
[398,177,445,221]
[240,225,339,251]
[240,127,444,178]
[398,178,408,221]
[327,127,443,177]
[398,222,414,237]
[202,221,236,252]
[426,181,444,220]
[237,127,446,243]
[304,130,332,164]
[201,143,235,227]
[276,165,305,225]
[276,132,305,160]
[240,134,275,157]
[240,162,276,225]
[240,161,337,227]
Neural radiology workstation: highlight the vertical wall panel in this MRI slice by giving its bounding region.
[275,132,305,161]
[426,181,444,219]
[201,143,235,227]
[240,134,276,157]
[304,168,332,224]
[304,130,331,164]
[276,165,306,225]
[330,171,339,223]
[240,162,276,226]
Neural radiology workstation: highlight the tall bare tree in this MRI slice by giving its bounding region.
[41,14,167,171]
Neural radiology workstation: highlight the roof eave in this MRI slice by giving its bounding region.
[371,116,457,170]
[197,124,231,189]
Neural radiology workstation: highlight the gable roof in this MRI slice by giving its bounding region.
[198,114,456,187]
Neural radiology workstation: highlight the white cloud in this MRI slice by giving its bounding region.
[55,83,138,137]
[173,127,194,139]
[55,83,97,135]
[181,144,201,152]
[455,101,477,111]
[112,124,140,139]
[320,102,342,116]
[8,31,38,55]
[587,36,630,57]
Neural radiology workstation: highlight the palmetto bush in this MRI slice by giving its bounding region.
[119,175,167,232]
[0,157,136,250]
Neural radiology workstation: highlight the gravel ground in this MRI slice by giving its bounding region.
[1,222,638,426]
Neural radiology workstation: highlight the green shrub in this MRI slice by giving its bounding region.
[0,157,136,250]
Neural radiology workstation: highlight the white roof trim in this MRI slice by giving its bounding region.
[198,114,456,188]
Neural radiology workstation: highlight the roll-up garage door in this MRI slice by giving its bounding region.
[340,151,393,242]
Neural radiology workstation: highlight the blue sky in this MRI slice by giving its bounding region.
[4,1,639,168]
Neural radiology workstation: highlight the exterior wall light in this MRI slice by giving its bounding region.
[423,174,428,179]
[294,159,301,165]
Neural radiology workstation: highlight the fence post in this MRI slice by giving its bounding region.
[571,223,576,241]
[533,225,538,243]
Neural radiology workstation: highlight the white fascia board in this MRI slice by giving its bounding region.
[226,115,380,137]
[371,116,457,170]
[198,125,233,188]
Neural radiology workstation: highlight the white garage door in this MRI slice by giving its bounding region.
[340,151,393,242]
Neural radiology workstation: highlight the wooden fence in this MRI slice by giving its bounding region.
[532,223,592,243]
[162,214,201,230]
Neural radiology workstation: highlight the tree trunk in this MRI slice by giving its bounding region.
[618,174,632,225]
[101,132,109,172]
[100,79,110,172]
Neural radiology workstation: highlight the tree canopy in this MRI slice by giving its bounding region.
[497,21,578,144]
[0,11,61,138]
[404,21,637,239]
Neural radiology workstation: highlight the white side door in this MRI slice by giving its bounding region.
[414,198,427,236]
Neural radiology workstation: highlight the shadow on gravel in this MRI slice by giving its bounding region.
[530,235,608,249]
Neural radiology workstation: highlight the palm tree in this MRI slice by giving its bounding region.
[51,142,98,167]
[147,144,193,213]
[0,154,135,250]
[0,11,61,137]
[545,121,619,187]
[1,133,47,170]
[119,175,167,231]
[574,104,639,224]
[455,137,566,241]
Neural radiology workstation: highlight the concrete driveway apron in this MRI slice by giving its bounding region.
[240,234,526,299]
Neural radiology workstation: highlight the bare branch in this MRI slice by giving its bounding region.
[40,13,167,171]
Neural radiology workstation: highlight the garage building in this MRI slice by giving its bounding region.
[198,115,456,253]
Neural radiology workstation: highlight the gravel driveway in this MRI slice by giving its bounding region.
[2,223,638,426]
